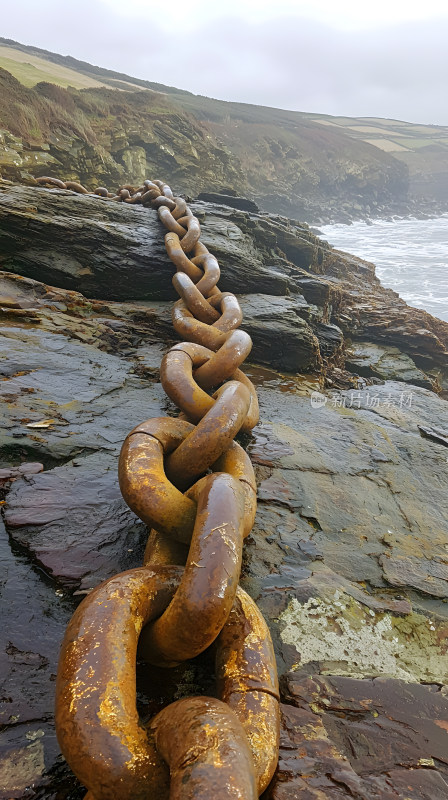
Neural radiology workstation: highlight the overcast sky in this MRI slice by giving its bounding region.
[4,0,448,125]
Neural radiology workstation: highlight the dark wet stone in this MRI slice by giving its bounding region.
[248,423,295,468]
[238,296,321,374]
[294,276,333,307]
[264,675,448,799]
[196,192,260,213]
[0,462,43,481]
[1,184,447,382]
[4,451,148,592]
[149,295,322,374]
[345,341,433,388]
[0,186,284,300]
[0,518,76,799]
[418,424,448,447]
[314,321,344,359]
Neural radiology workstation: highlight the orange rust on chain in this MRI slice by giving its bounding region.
[57,568,275,800]
[179,207,201,252]
[212,442,258,536]
[139,472,245,667]
[160,343,217,422]
[152,195,177,210]
[160,341,258,434]
[35,176,67,189]
[53,176,279,798]
[231,367,260,429]
[65,181,89,194]
[118,418,197,543]
[55,566,178,800]
[193,329,252,390]
[158,205,187,236]
[172,272,220,323]
[172,299,228,349]
[209,292,244,331]
[216,588,281,795]
[150,697,257,800]
[165,380,251,490]
[143,529,189,567]
[165,233,204,282]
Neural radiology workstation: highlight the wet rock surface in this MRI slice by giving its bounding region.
[0,517,76,799]
[345,341,434,389]
[268,674,448,799]
[2,183,447,385]
[0,186,448,798]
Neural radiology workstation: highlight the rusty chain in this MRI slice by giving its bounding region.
[43,175,280,799]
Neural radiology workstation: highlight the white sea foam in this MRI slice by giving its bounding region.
[320,215,448,322]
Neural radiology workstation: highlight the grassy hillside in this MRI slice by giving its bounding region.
[0,37,191,94]
[310,114,448,203]
[0,37,447,221]
[0,45,107,89]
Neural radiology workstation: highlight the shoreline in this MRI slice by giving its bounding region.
[307,204,448,227]
[318,214,448,328]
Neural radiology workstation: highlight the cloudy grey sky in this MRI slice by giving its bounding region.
[4,0,448,124]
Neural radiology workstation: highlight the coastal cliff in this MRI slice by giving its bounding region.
[0,183,447,798]
[2,41,448,224]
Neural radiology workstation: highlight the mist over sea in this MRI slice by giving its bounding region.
[320,216,448,323]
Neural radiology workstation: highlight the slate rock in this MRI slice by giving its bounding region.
[266,674,448,799]
[346,341,434,388]
[196,192,260,213]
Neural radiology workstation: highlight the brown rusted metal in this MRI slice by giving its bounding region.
[172,271,220,323]
[210,292,244,331]
[65,181,89,193]
[165,381,251,490]
[118,417,197,543]
[165,239,221,292]
[152,195,177,210]
[158,205,187,236]
[54,175,279,799]
[55,566,179,800]
[172,197,188,219]
[35,176,67,189]
[143,529,189,567]
[160,343,216,423]
[56,565,276,800]
[212,442,257,536]
[165,233,204,282]
[150,697,257,800]
[140,472,245,667]
[160,341,257,432]
[193,329,252,390]
[179,208,201,253]
[232,367,260,429]
[216,588,280,794]
[172,299,228,349]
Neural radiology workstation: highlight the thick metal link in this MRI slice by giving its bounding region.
[56,566,275,799]
[51,175,280,798]
[139,472,245,668]
[118,418,197,543]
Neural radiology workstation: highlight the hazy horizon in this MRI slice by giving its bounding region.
[3,0,448,126]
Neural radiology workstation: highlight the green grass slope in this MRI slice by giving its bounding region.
[0,37,447,220]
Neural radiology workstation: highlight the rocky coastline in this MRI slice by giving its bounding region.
[1,61,447,228]
[0,182,447,798]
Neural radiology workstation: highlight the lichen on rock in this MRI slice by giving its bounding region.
[279,592,448,682]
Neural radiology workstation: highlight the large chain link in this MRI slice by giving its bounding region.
[45,175,280,799]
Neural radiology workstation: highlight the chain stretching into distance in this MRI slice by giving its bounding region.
[47,175,280,800]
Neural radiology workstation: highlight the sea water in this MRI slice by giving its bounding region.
[320,216,448,323]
